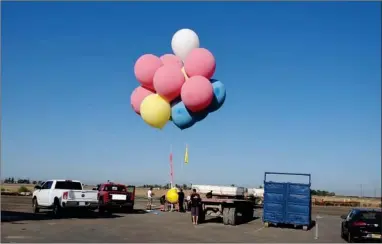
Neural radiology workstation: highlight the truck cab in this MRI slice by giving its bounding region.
[97,183,135,213]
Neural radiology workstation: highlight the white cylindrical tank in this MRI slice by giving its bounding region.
[247,188,264,198]
[192,184,245,197]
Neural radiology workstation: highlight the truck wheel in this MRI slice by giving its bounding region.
[32,198,40,213]
[223,208,230,225]
[52,200,62,218]
[98,199,105,215]
[228,207,237,226]
[125,206,134,213]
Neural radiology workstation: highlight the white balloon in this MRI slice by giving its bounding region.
[171,29,200,61]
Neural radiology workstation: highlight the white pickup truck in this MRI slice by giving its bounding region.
[32,179,98,217]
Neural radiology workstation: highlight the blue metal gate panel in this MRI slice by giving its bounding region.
[263,172,312,227]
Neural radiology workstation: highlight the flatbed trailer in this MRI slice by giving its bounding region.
[198,198,255,226]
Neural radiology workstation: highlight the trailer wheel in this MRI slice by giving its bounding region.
[242,204,252,222]
[223,208,230,225]
[198,208,205,224]
[303,225,308,231]
[264,222,269,228]
[228,207,237,226]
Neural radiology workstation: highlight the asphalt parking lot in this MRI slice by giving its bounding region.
[1,196,347,243]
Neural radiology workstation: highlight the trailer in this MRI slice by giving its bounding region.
[192,185,255,226]
[262,172,312,230]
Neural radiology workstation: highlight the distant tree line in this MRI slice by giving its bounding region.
[3,177,43,185]
[311,189,335,196]
[139,183,191,190]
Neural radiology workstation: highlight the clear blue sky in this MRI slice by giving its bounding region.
[2,2,381,196]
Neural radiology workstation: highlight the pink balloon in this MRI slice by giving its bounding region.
[153,65,185,102]
[130,86,155,114]
[134,54,163,90]
[184,48,216,79]
[181,76,213,112]
[160,54,183,69]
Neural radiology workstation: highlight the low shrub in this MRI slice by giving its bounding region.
[18,186,31,193]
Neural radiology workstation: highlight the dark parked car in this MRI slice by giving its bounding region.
[341,208,381,243]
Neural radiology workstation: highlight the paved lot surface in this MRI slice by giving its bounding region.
[1,196,348,243]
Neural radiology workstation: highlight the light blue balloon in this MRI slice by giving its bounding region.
[171,100,209,130]
[171,100,196,130]
[208,79,226,113]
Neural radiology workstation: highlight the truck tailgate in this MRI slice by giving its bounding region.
[68,190,98,202]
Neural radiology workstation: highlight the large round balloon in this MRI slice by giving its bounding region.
[160,54,183,69]
[181,76,213,112]
[134,54,163,90]
[140,94,171,129]
[208,79,226,113]
[184,48,216,79]
[166,188,179,204]
[171,100,196,130]
[130,86,155,114]
[171,29,200,61]
[153,65,185,102]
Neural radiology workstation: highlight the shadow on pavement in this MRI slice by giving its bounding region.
[109,209,148,214]
[266,220,317,231]
[1,209,147,222]
[202,216,260,225]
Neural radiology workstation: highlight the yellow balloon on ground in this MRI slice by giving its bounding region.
[181,66,189,80]
[166,188,179,204]
[140,94,171,129]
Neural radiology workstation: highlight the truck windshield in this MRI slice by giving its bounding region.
[55,181,83,190]
[104,185,126,192]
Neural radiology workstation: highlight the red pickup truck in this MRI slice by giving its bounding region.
[97,183,135,214]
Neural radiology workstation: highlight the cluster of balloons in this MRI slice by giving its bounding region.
[131,28,226,130]
[166,188,179,204]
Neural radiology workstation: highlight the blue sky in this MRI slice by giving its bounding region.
[2,2,381,196]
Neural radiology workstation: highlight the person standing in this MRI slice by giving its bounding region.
[178,189,185,212]
[190,188,201,225]
[159,194,166,211]
[186,195,191,212]
[147,187,154,210]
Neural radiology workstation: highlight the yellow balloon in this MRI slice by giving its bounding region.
[181,66,189,80]
[166,188,179,204]
[140,94,171,129]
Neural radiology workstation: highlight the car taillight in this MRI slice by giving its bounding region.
[353,221,367,227]
[63,191,68,199]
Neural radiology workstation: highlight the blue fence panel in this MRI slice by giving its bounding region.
[263,172,312,227]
